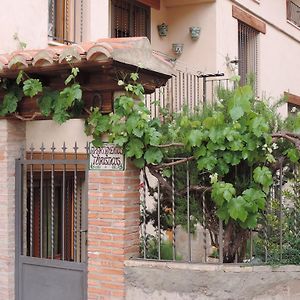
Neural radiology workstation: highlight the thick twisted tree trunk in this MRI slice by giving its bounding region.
[222,221,250,263]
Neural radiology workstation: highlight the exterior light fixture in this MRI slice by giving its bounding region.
[189,26,201,40]
[157,23,168,37]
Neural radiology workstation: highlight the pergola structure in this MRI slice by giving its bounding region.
[0,37,172,119]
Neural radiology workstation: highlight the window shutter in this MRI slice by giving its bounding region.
[238,21,259,93]
[111,0,151,39]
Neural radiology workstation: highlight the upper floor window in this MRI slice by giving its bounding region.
[238,21,259,92]
[48,0,84,44]
[111,0,151,39]
[287,0,300,28]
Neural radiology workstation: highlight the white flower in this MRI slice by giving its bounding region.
[272,143,278,150]
[291,106,297,113]
[65,55,73,62]
[209,173,218,184]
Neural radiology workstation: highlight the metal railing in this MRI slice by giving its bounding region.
[287,0,300,28]
[144,70,233,117]
[139,160,300,265]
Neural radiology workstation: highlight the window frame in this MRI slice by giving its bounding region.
[287,0,300,29]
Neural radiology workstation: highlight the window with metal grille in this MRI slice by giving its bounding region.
[111,0,151,39]
[238,21,259,92]
[48,0,84,44]
[287,0,300,28]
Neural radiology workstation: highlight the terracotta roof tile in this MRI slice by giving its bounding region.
[0,37,173,76]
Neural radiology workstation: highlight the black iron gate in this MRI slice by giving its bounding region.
[15,143,88,300]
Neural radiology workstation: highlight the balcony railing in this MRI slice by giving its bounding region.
[287,0,300,28]
[145,70,234,117]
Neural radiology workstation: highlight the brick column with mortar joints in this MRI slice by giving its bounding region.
[0,120,26,300]
[88,160,140,300]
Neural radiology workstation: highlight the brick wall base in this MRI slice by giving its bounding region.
[0,120,25,300]
[88,160,140,300]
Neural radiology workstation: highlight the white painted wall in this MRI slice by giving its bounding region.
[216,0,300,115]
[26,119,91,152]
[0,0,48,53]
[151,0,217,74]
[86,0,110,40]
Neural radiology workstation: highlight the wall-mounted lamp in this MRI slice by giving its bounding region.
[189,26,201,40]
[172,43,184,56]
[157,23,168,37]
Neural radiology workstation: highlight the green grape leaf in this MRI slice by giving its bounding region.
[114,135,128,147]
[130,73,139,81]
[23,78,43,97]
[285,148,300,163]
[144,147,163,164]
[132,126,144,138]
[0,92,19,115]
[38,90,59,116]
[250,116,269,137]
[241,214,257,229]
[16,70,24,85]
[229,106,244,121]
[126,115,139,133]
[228,196,248,222]
[133,157,145,168]
[162,168,172,178]
[149,130,162,146]
[125,138,144,159]
[216,205,230,223]
[253,166,273,192]
[188,130,203,147]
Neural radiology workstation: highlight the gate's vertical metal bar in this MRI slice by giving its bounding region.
[62,142,67,260]
[157,182,161,260]
[29,145,34,257]
[202,193,207,262]
[202,76,207,107]
[142,168,147,259]
[74,142,78,262]
[51,143,55,259]
[73,0,76,43]
[250,230,253,260]
[81,142,89,265]
[279,162,283,262]
[219,219,223,263]
[15,157,23,300]
[80,0,84,42]
[187,161,191,262]
[40,144,45,258]
[172,163,176,261]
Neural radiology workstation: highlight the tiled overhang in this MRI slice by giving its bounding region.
[0,37,173,120]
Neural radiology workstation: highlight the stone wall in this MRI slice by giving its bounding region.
[125,260,300,300]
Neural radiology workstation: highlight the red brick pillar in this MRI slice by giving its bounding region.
[0,120,25,300]
[88,161,140,300]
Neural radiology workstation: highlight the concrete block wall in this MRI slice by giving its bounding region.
[0,120,25,300]
[87,161,141,300]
